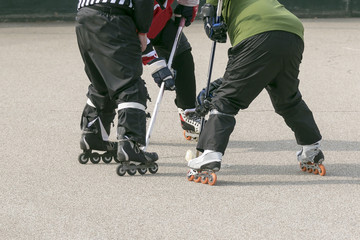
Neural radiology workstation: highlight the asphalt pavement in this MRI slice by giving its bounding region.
[0,19,359,239]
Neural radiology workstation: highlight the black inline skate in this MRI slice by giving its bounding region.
[178,108,201,141]
[116,138,159,176]
[79,131,118,164]
[78,103,119,164]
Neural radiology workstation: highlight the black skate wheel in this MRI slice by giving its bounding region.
[78,153,89,164]
[90,152,101,164]
[127,163,137,176]
[116,164,126,176]
[113,156,121,163]
[149,163,158,174]
[138,166,147,175]
[101,153,112,164]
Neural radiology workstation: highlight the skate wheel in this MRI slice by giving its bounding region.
[78,153,89,164]
[194,175,201,183]
[307,168,313,173]
[300,163,306,172]
[116,164,126,176]
[113,156,121,163]
[201,175,208,184]
[102,153,112,164]
[183,131,192,141]
[149,163,159,174]
[208,173,217,186]
[138,166,147,175]
[313,169,319,175]
[318,164,326,176]
[127,164,137,175]
[187,170,194,181]
[90,153,101,164]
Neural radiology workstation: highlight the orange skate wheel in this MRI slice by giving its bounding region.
[183,131,192,141]
[300,164,306,172]
[201,176,208,184]
[194,175,201,183]
[187,170,194,181]
[313,169,319,174]
[208,173,217,186]
[318,164,326,176]
[307,168,313,173]
[187,175,194,181]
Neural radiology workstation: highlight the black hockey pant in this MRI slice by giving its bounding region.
[197,31,322,154]
[150,19,196,110]
[76,7,148,145]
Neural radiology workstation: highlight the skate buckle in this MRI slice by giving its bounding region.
[187,169,198,176]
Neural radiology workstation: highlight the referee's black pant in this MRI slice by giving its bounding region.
[76,7,148,145]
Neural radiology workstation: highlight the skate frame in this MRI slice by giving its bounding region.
[143,18,186,151]
[196,0,224,157]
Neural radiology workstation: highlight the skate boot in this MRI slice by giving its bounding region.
[187,150,222,185]
[297,141,326,176]
[78,103,118,164]
[178,108,201,141]
[79,129,118,164]
[116,137,159,176]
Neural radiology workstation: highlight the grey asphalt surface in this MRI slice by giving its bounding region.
[1,19,359,239]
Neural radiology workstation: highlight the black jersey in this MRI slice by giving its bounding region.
[77,0,133,10]
[77,0,153,34]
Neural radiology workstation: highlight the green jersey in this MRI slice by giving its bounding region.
[207,0,304,46]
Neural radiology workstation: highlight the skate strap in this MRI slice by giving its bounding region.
[209,109,234,117]
[118,102,145,111]
[87,98,96,108]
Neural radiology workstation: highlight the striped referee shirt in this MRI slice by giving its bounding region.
[77,0,133,10]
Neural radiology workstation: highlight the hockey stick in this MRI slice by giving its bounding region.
[195,0,224,158]
[143,18,186,151]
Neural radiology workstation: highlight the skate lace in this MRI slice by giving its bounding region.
[184,113,201,126]
[133,144,141,154]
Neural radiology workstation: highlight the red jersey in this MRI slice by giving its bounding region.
[148,0,175,39]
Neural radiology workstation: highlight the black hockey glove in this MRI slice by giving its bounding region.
[174,4,198,27]
[201,3,227,43]
[148,58,176,91]
[195,78,223,116]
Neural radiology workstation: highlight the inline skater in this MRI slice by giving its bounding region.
[188,0,325,184]
[144,0,201,140]
[76,0,170,169]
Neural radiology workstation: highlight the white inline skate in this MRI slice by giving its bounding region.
[187,150,222,185]
[297,141,326,176]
